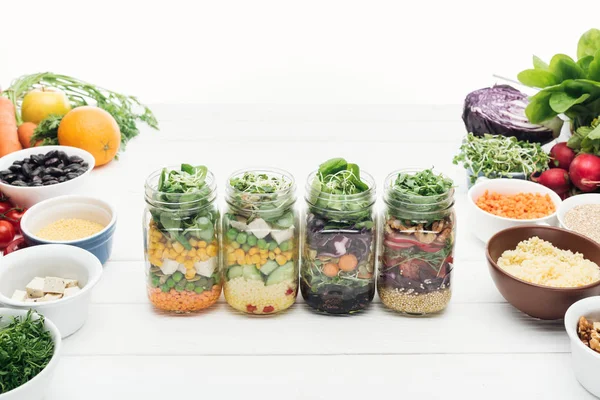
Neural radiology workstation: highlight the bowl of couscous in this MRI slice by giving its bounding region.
[20,195,117,264]
[486,226,600,320]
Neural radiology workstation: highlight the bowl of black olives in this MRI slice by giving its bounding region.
[0,146,95,207]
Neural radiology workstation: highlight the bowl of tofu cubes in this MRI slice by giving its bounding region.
[0,244,103,338]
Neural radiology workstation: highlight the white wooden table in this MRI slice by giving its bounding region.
[45,105,593,399]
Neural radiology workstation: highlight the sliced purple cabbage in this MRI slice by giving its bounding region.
[462,85,563,145]
[306,214,373,262]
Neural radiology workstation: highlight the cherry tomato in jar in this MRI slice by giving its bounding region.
[4,237,26,254]
[4,208,26,234]
[0,220,16,249]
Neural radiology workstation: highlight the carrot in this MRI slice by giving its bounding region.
[17,122,37,149]
[323,262,340,277]
[0,97,22,157]
[476,190,556,220]
[339,254,358,271]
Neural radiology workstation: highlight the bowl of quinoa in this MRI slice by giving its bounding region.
[486,226,600,320]
[20,195,117,264]
[558,194,600,244]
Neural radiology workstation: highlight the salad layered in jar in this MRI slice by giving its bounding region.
[378,169,455,315]
[301,158,377,314]
[144,164,221,313]
[223,169,298,315]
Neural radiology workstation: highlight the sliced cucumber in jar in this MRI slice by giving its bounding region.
[242,265,262,281]
[266,262,295,286]
[227,265,243,280]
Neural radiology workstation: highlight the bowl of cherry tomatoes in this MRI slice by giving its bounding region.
[0,192,27,255]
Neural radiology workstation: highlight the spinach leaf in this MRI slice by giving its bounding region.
[577,28,600,59]
[549,54,585,81]
[318,158,347,177]
[517,69,559,88]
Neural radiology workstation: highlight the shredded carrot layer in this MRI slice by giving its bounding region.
[476,190,556,220]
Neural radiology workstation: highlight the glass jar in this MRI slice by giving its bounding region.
[143,166,221,313]
[301,171,377,314]
[378,169,456,315]
[222,168,298,315]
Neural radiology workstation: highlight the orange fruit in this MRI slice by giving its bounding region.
[58,106,120,166]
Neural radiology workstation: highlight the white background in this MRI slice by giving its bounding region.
[1,0,598,105]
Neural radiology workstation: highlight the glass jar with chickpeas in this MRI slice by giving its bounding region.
[222,168,298,315]
[143,164,221,313]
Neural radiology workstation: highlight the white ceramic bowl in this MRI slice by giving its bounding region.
[0,308,61,400]
[564,296,600,397]
[0,145,95,208]
[0,244,103,338]
[467,179,563,243]
[558,193,600,238]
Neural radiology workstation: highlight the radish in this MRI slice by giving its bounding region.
[531,168,571,194]
[549,142,576,170]
[569,154,600,192]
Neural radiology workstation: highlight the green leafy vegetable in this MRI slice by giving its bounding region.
[578,28,600,59]
[2,72,158,152]
[392,169,454,197]
[30,114,62,146]
[229,172,291,194]
[150,164,216,250]
[518,29,600,128]
[0,310,54,394]
[309,158,372,219]
[228,171,294,223]
[568,117,600,155]
[453,133,550,184]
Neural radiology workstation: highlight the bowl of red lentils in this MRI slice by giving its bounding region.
[20,195,117,264]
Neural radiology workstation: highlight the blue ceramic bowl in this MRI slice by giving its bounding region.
[20,195,117,264]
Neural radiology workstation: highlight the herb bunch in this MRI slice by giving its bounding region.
[453,133,550,184]
[0,310,54,394]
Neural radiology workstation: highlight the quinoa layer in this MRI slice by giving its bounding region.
[378,286,451,315]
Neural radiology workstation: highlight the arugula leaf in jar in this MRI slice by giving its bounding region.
[393,169,453,197]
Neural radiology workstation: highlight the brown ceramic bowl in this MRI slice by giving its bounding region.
[486,225,600,320]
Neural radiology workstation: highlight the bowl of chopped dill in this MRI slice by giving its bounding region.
[0,309,61,400]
